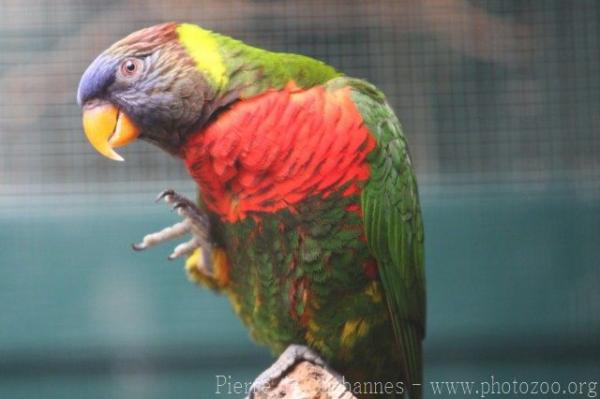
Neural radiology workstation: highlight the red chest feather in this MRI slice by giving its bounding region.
[183,84,376,222]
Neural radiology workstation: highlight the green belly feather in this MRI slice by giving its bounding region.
[219,192,402,385]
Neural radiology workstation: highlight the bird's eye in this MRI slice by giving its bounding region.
[120,58,143,78]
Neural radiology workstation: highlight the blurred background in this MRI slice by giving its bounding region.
[0,1,598,398]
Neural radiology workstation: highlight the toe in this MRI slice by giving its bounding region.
[155,189,175,203]
[167,238,200,260]
[131,242,146,251]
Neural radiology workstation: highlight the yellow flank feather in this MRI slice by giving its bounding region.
[185,247,230,289]
[340,319,370,348]
[228,292,242,316]
[212,248,230,286]
[185,248,202,275]
[305,319,320,346]
[364,281,383,304]
[176,23,228,88]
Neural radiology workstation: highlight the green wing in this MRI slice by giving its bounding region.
[331,77,426,395]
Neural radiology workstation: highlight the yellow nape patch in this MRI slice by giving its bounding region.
[176,23,228,88]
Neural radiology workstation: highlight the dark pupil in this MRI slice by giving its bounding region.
[126,61,135,72]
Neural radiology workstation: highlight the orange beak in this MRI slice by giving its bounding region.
[82,102,140,161]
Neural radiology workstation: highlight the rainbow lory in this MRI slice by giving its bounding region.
[77,23,425,398]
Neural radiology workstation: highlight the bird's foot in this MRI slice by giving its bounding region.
[248,344,339,398]
[132,189,213,276]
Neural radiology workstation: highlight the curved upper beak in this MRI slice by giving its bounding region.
[82,101,140,161]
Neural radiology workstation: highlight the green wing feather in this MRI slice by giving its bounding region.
[330,77,426,397]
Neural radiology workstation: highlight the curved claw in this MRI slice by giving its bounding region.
[173,202,188,211]
[131,242,146,251]
[155,189,175,203]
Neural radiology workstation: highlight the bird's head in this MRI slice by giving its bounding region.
[77,22,228,160]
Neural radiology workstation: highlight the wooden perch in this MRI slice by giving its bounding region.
[252,361,356,399]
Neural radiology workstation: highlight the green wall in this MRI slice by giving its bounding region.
[1,187,598,398]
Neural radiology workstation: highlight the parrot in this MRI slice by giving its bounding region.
[77,22,425,398]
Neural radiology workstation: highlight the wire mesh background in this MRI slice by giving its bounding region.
[1,0,598,201]
[1,2,599,398]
